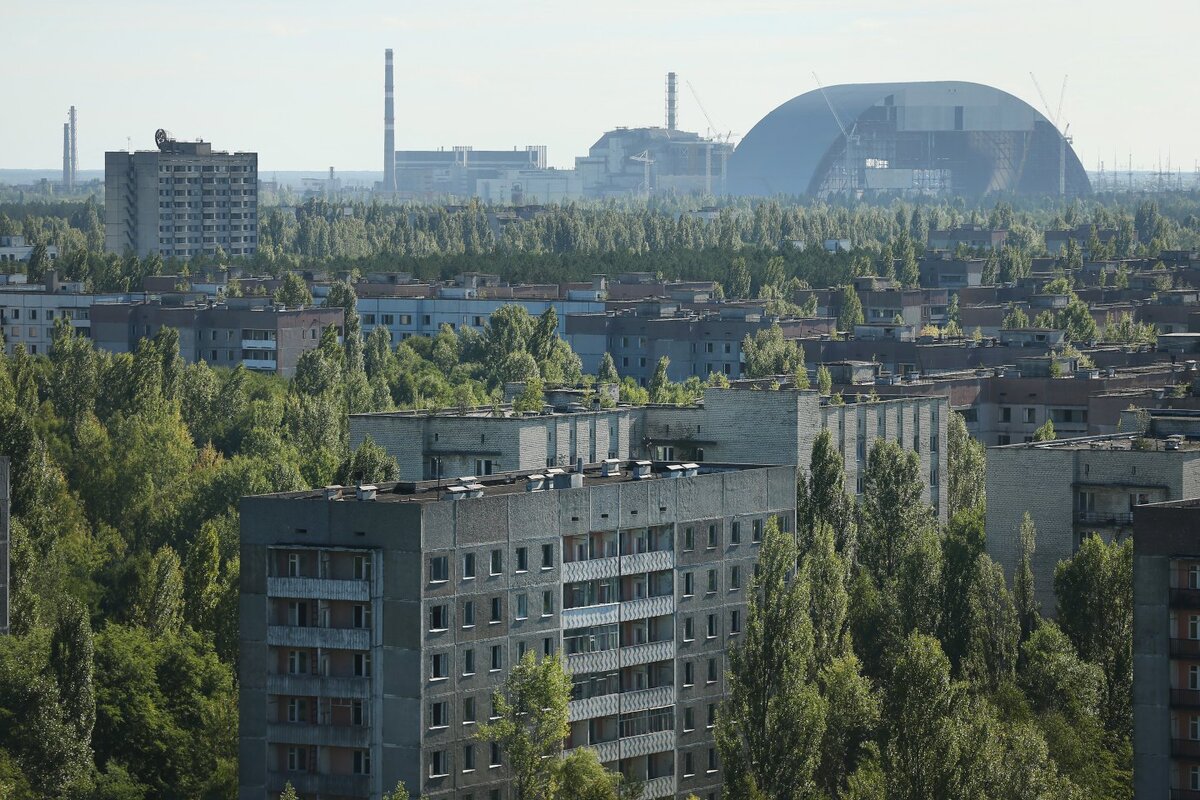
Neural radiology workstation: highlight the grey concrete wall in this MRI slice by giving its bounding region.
[1133,552,1170,800]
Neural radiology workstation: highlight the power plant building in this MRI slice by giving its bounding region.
[104,131,258,260]
[727,81,1091,199]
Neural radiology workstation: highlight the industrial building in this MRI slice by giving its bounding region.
[104,130,258,259]
[237,460,798,800]
[726,81,1091,198]
[1132,498,1200,799]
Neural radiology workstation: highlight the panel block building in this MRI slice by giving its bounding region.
[238,461,798,800]
[105,132,257,260]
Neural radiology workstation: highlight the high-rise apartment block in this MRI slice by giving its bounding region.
[105,132,257,260]
[1132,499,1200,799]
[238,461,798,800]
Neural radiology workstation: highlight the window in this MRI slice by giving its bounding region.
[515,594,528,620]
[683,526,695,551]
[354,555,372,580]
[287,552,303,577]
[706,569,717,594]
[287,746,308,772]
[490,742,502,767]
[354,652,371,677]
[464,696,476,723]
[287,697,308,723]
[463,744,476,772]
[464,648,476,675]
[352,699,366,726]
[708,748,718,772]
[684,706,695,731]
[430,555,449,583]
[684,572,694,597]
[1000,407,1012,423]
[730,521,741,544]
[353,604,371,629]
[731,609,742,634]
[490,549,503,575]
[706,614,717,639]
[707,657,718,683]
[516,547,528,572]
[491,597,502,623]
[463,553,476,580]
[430,701,449,728]
[463,600,475,627]
[491,645,503,671]
[1023,408,1036,424]
[752,519,763,542]
[431,653,448,679]
[1191,716,1200,741]
[707,703,717,728]
[518,640,528,659]
[997,434,1011,446]
[543,636,554,656]
[1192,766,1200,791]
[288,601,309,627]
[730,565,742,590]
[541,543,553,568]
[475,458,493,476]
[429,750,447,778]
[1190,615,1200,641]
[542,590,554,616]
[430,605,448,631]
[684,617,695,641]
[684,752,695,776]
[684,661,695,686]
[1191,565,1200,589]
[353,748,371,775]
[288,650,308,675]
[707,524,718,549]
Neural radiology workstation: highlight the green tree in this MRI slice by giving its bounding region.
[963,554,1019,691]
[806,521,850,672]
[1013,512,1039,642]
[138,546,185,636]
[816,364,833,395]
[838,285,864,332]
[272,272,313,306]
[716,517,827,800]
[742,323,805,379]
[946,410,985,517]
[338,434,400,485]
[1059,298,1097,343]
[858,439,934,583]
[513,374,546,413]
[50,597,96,749]
[476,651,571,800]
[648,356,671,403]
[726,256,751,298]
[881,632,959,800]
[1002,304,1030,329]
[816,653,880,799]
[798,428,854,554]
[597,352,619,384]
[1033,418,1055,441]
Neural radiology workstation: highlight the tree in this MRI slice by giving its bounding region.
[881,632,959,800]
[816,653,880,799]
[816,364,833,395]
[726,256,751,299]
[513,374,546,413]
[963,554,1019,691]
[279,783,299,800]
[742,323,805,379]
[946,411,985,517]
[138,546,185,636]
[50,597,96,749]
[338,435,400,485]
[858,439,934,583]
[648,356,671,403]
[476,651,571,800]
[1054,536,1133,738]
[806,521,850,672]
[799,429,854,554]
[1059,298,1097,343]
[597,352,619,384]
[272,272,312,307]
[716,517,827,800]
[1002,304,1029,329]
[1013,512,1039,642]
[556,748,640,800]
[1032,419,1055,441]
[838,285,864,332]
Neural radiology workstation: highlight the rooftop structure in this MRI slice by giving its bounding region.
[727,81,1091,198]
[238,460,799,799]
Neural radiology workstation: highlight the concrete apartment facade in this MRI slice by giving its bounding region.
[238,461,798,800]
[1132,499,1200,800]
[0,272,143,357]
[104,139,257,259]
[351,387,949,523]
[90,299,343,377]
[987,411,1200,613]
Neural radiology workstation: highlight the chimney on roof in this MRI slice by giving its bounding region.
[666,72,677,132]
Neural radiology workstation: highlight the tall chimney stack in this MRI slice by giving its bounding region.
[666,72,677,133]
[68,106,77,190]
[62,122,71,190]
[383,49,395,193]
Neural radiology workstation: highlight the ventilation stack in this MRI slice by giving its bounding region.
[69,106,77,190]
[62,122,71,190]
[666,72,677,132]
[383,49,396,193]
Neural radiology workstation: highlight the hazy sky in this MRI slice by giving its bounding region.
[4,0,1198,176]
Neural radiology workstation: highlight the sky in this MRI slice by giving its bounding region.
[3,0,1199,177]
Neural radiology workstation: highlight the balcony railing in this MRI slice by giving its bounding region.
[1076,511,1133,526]
[1171,639,1200,659]
[267,625,370,650]
[267,576,370,602]
[1173,738,1200,758]
[267,722,371,748]
[1173,588,1200,608]
[266,674,370,699]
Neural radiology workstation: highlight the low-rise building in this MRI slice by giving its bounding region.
[238,460,799,800]
[0,271,143,356]
[0,235,59,265]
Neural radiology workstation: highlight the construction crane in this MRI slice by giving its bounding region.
[630,150,654,198]
[685,80,735,143]
[812,72,859,194]
[1029,72,1071,197]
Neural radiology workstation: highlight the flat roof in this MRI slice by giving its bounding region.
[995,433,1200,452]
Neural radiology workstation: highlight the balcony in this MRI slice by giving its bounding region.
[1172,588,1200,608]
[620,639,675,668]
[267,722,371,748]
[640,774,678,800]
[620,550,675,575]
[266,674,370,699]
[562,604,620,629]
[620,729,675,759]
[621,685,676,714]
[242,338,277,351]
[620,596,675,622]
[267,625,370,650]
[1075,511,1133,527]
[267,772,370,797]
[567,648,619,675]
[569,693,621,723]
[563,557,620,584]
[243,358,277,372]
[1173,738,1200,758]
[267,576,370,602]
[1171,639,1200,659]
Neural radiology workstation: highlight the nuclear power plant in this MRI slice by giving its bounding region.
[376,49,1091,202]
